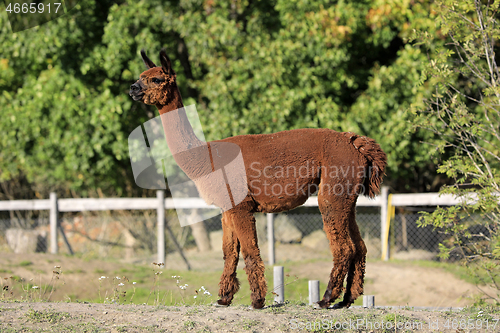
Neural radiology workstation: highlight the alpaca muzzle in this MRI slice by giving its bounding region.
[129,81,145,101]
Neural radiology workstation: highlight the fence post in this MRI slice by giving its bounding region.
[267,213,275,265]
[380,186,389,261]
[157,190,165,264]
[49,192,58,254]
[363,295,375,308]
[273,266,284,304]
[308,280,320,305]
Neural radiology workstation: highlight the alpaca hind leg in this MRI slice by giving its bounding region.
[217,215,241,306]
[338,217,367,308]
[316,196,356,309]
[230,211,267,309]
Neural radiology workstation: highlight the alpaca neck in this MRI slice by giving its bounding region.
[156,86,208,179]
[156,85,184,115]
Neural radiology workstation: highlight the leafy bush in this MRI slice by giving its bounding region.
[411,0,500,303]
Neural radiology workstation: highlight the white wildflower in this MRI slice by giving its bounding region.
[118,283,124,287]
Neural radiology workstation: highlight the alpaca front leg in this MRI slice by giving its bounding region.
[232,215,267,309]
[217,220,241,306]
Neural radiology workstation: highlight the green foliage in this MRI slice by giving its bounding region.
[0,0,444,197]
[411,0,500,302]
[0,1,139,197]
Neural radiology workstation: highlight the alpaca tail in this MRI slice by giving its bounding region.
[344,132,387,198]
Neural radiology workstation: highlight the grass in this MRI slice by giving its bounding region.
[240,318,261,330]
[25,309,71,323]
[0,259,473,308]
[183,320,196,329]
[18,260,32,267]
[86,263,330,307]
[0,254,496,308]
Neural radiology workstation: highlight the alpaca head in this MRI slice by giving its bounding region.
[129,50,177,106]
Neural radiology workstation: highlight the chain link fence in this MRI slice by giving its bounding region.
[0,205,450,263]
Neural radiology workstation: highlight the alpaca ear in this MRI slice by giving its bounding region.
[160,49,175,76]
[141,49,156,69]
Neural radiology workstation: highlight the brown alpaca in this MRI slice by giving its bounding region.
[129,50,387,309]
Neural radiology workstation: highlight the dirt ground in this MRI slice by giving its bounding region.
[0,245,498,332]
[1,301,499,333]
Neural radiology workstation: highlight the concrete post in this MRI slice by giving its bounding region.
[273,266,284,304]
[363,295,375,308]
[308,280,320,305]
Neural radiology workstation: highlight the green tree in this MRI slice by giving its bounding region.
[0,1,138,198]
[0,0,443,199]
[411,0,500,302]
[175,0,442,192]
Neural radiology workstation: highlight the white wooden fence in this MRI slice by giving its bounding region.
[0,187,463,264]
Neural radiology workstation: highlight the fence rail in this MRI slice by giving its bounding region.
[0,192,462,212]
[0,188,464,264]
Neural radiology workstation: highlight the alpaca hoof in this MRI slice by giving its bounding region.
[330,303,343,309]
[314,300,330,309]
[312,303,323,310]
[248,305,266,310]
[214,300,230,307]
[251,299,265,309]
[329,301,351,309]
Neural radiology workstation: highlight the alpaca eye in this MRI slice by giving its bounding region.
[152,78,164,84]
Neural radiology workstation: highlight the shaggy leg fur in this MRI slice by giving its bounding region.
[229,210,267,309]
[217,214,241,306]
[316,192,357,309]
[336,212,367,308]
